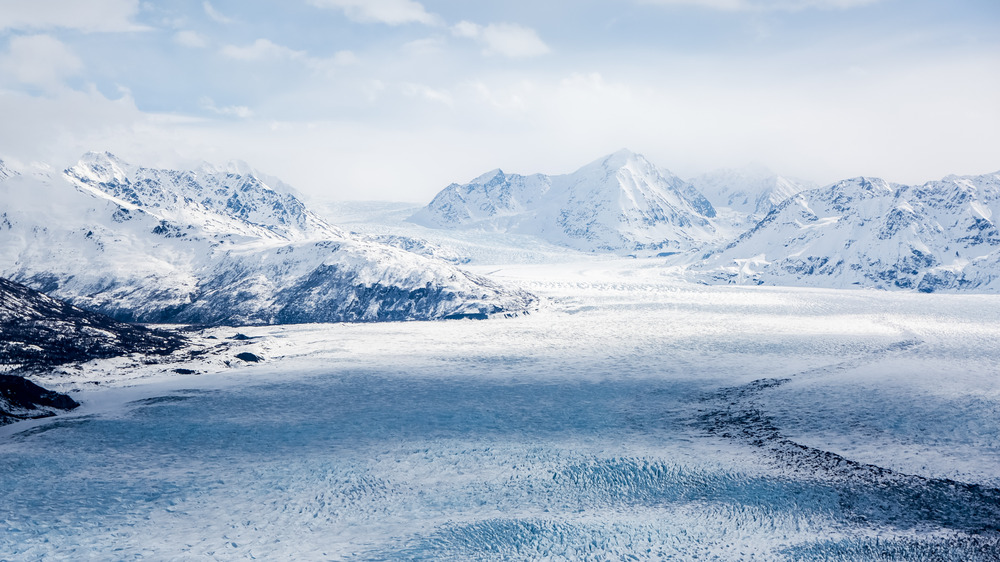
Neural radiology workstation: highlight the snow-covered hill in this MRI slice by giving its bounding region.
[697,172,1000,292]
[0,155,537,325]
[410,150,722,255]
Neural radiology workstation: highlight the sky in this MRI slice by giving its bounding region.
[0,0,998,202]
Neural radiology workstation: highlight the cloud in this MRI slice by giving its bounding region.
[637,0,882,11]
[221,38,304,62]
[402,37,448,56]
[401,83,453,105]
[0,35,83,90]
[203,1,233,24]
[220,38,358,74]
[174,30,209,49]
[451,22,551,58]
[0,0,146,32]
[307,0,439,26]
[199,96,252,118]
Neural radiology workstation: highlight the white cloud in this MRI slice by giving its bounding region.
[451,21,481,39]
[174,30,209,49]
[402,37,447,56]
[0,0,146,32]
[451,22,551,58]
[329,50,360,66]
[0,35,83,90]
[203,1,233,24]
[199,96,252,118]
[221,38,304,62]
[307,0,439,26]
[401,83,453,105]
[638,0,882,11]
[220,39,358,75]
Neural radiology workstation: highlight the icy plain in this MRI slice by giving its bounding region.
[2,260,1000,560]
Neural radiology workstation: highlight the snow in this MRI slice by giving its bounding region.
[2,260,999,559]
[0,154,536,324]
[410,150,722,255]
[4,152,1000,558]
[698,172,1000,292]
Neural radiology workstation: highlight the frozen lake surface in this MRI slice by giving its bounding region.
[2,261,1000,560]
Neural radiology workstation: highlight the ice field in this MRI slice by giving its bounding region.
[2,260,1000,560]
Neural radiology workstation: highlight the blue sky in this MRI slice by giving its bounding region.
[0,0,997,200]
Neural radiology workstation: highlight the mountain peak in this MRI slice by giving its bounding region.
[595,149,648,170]
[470,168,505,185]
[831,176,896,199]
[414,150,721,254]
[64,152,343,241]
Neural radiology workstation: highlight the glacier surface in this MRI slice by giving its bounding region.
[2,262,998,560]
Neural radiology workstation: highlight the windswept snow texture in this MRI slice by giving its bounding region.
[699,172,1000,292]
[2,264,998,560]
[0,154,535,325]
[410,149,721,254]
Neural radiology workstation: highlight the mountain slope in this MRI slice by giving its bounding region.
[410,150,721,254]
[0,276,184,368]
[0,374,79,427]
[0,154,537,325]
[696,172,1000,292]
[1,275,185,426]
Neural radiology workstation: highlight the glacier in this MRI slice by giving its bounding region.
[1,263,998,560]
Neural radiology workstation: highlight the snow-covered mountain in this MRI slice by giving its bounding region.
[65,152,342,241]
[410,150,722,254]
[0,159,17,183]
[689,165,813,229]
[0,154,536,325]
[697,172,1000,292]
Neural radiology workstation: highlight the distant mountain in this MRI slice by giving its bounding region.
[697,172,1000,292]
[0,154,537,324]
[689,165,813,229]
[410,150,721,254]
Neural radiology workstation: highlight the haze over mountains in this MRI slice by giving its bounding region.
[0,154,536,325]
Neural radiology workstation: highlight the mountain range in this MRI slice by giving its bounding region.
[413,150,1000,293]
[0,153,537,325]
[697,173,1000,292]
[4,149,998,302]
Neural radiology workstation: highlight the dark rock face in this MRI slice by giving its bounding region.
[0,374,80,426]
[0,276,186,367]
[1,276,187,427]
[235,352,261,363]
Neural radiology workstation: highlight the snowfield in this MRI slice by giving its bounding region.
[2,260,999,560]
